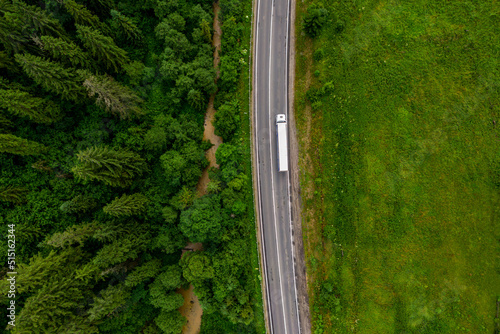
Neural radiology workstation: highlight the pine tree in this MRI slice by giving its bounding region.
[59,194,97,213]
[0,51,18,71]
[110,10,142,43]
[14,53,85,100]
[0,11,29,53]
[76,24,129,72]
[46,222,98,248]
[36,35,90,68]
[72,146,147,187]
[0,185,28,203]
[87,283,131,322]
[0,88,62,124]
[13,0,67,39]
[103,193,148,217]
[83,75,143,119]
[63,0,106,32]
[0,133,48,155]
[0,113,13,132]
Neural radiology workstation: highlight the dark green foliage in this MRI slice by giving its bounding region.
[214,99,240,141]
[0,133,48,155]
[179,195,224,243]
[303,6,328,38]
[0,0,265,332]
[125,259,163,288]
[154,310,186,334]
[0,185,28,203]
[77,24,129,72]
[46,222,97,248]
[83,74,143,119]
[37,35,90,68]
[14,53,85,100]
[103,193,149,217]
[111,10,142,43]
[59,194,97,213]
[160,141,208,188]
[87,283,132,322]
[0,88,62,124]
[72,146,147,187]
[63,0,105,31]
[13,0,67,39]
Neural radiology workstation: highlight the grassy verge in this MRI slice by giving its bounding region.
[294,0,500,333]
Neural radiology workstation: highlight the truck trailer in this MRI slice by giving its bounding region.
[276,114,288,172]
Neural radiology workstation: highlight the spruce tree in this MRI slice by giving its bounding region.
[103,193,148,217]
[0,133,48,155]
[0,113,13,132]
[87,283,131,322]
[72,146,147,187]
[0,88,62,124]
[14,0,67,39]
[76,24,129,72]
[63,0,105,32]
[14,53,85,101]
[36,35,90,68]
[0,11,29,53]
[59,194,97,213]
[0,185,28,203]
[110,10,142,43]
[83,75,143,119]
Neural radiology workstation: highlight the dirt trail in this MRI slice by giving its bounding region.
[178,2,222,334]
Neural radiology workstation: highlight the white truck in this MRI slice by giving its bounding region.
[276,114,288,172]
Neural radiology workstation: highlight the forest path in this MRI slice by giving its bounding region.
[178,2,222,334]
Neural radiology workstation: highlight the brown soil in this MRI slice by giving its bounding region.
[178,2,223,334]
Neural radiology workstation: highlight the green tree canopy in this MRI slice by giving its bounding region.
[72,146,147,187]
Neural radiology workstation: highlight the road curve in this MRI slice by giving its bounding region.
[253,0,301,332]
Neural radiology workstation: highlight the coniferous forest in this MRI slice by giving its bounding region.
[0,0,260,333]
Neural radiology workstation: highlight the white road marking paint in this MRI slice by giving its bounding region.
[254,1,274,333]
[267,1,288,333]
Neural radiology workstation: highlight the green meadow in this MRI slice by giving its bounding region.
[294,0,500,332]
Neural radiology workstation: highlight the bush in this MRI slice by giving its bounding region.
[303,6,328,38]
[313,48,325,61]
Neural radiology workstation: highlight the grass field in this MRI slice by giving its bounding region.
[294,0,500,332]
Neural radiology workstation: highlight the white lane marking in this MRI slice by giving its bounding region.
[284,0,301,330]
[254,1,274,333]
[267,2,288,333]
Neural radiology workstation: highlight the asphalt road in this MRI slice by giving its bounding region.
[253,0,301,332]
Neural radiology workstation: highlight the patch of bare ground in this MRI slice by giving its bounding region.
[178,2,222,334]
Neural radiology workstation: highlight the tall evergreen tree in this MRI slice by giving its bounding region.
[0,133,48,155]
[59,194,97,213]
[14,0,67,39]
[0,88,62,124]
[0,112,13,132]
[0,10,29,53]
[103,193,148,217]
[110,10,142,43]
[14,53,85,100]
[0,185,28,203]
[83,74,143,119]
[63,0,105,32]
[36,35,90,68]
[72,146,147,187]
[76,24,129,72]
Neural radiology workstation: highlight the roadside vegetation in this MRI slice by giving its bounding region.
[295,0,500,333]
[0,0,262,333]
